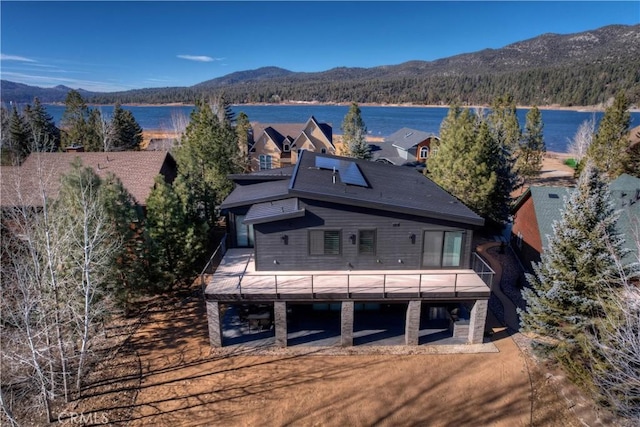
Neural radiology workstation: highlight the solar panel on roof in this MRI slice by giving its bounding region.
[314,156,368,187]
[341,162,367,187]
[315,156,340,171]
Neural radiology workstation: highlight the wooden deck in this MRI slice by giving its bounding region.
[205,249,492,302]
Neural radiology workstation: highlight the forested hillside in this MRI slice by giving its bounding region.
[2,24,639,106]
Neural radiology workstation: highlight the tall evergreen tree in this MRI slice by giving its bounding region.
[175,99,241,229]
[110,103,143,151]
[519,163,631,383]
[488,94,521,151]
[146,176,205,287]
[8,105,29,162]
[588,92,631,179]
[23,98,61,153]
[99,172,151,304]
[429,106,513,224]
[339,102,371,160]
[60,90,92,149]
[516,106,546,187]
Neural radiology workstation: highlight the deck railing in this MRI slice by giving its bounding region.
[471,252,495,289]
[200,234,227,294]
[236,269,492,299]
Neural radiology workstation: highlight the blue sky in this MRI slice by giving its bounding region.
[1,1,638,92]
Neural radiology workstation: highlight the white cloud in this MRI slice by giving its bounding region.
[1,72,131,92]
[177,55,223,62]
[1,54,36,62]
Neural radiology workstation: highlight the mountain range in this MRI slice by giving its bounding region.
[2,24,639,106]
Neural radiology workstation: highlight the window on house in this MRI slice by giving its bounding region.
[321,148,327,154]
[422,230,464,268]
[358,230,376,255]
[420,146,429,159]
[309,230,341,255]
[259,154,272,170]
[283,143,290,152]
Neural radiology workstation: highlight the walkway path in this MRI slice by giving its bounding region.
[476,241,521,332]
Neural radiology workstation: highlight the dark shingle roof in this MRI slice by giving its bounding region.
[386,127,435,151]
[222,151,484,226]
[220,179,291,209]
[244,198,305,225]
[1,152,176,207]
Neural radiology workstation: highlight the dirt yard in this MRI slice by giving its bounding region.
[51,132,583,426]
[54,293,587,427]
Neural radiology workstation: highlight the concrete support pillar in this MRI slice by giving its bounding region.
[274,301,287,347]
[468,299,488,344]
[206,301,223,348]
[405,301,421,346]
[341,301,354,347]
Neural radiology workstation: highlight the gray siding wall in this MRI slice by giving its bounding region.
[250,199,475,271]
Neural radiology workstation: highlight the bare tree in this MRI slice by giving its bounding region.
[1,156,125,422]
[55,164,121,392]
[95,110,115,152]
[567,114,596,162]
[587,232,640,423]
[169,109,190,144]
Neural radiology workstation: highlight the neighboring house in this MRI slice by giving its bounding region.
[249,116,334,171]
[372,127,439,169]
[511,174,640,270]
[204,151,494,348]
[0,151,177,211]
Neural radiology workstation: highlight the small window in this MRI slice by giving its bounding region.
[309,230,341,255]
[321,148,327,154]
[283,143,290,152]
[358,230,376,255]
[419,146,429,159]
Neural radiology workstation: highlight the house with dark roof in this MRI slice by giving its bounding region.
[0,151,177,210]
[372,127,439,169]
[204,151,494,348]
[249,116,334,171]
[511,174,640,270]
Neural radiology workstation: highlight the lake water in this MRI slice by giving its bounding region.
[43,104,640,153]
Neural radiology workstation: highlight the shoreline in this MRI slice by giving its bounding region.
[67,101,640,113]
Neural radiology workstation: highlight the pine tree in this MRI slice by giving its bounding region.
[99,172,151,305]
[588,92,631,179]
[110,103,143,151]
[516,106,546,187]
[174,99,241,229]
[488,94,521,152]
[8,105,29,162]
[146,176,205,287]
[60,90,92,149]
[23,97,61,153]
[429,106,513,224]
[339,102,371,160]
[519,163,631,382]
[84,109,105,152]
